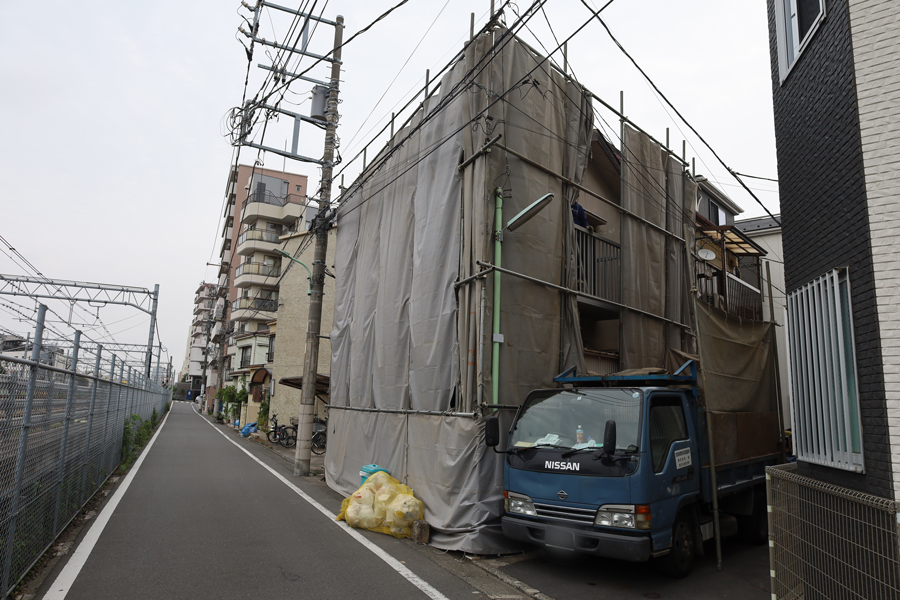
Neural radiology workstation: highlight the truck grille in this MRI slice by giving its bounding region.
[534,502,597,525]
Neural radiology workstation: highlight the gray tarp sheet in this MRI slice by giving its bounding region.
[694,301,776,414]
[328,31,593,553]
[620,125,696,368]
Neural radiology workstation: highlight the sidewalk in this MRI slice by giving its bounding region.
[214,417,326,474]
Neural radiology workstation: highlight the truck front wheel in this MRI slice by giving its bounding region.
[655,512,695,578]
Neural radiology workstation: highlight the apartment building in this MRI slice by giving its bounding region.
[764,1,900,596]
[189,282,216,406]
[213,164,308,402]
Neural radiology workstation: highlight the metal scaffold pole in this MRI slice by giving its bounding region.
[294,15,344,477]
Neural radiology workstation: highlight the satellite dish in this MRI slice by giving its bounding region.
[698,248,716,262]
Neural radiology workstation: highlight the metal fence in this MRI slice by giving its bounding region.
[0,306,170,598]
[766,463,900,600]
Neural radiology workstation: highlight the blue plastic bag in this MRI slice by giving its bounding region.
[241,422,258,437]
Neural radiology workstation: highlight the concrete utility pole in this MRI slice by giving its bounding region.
[294,16,344,477]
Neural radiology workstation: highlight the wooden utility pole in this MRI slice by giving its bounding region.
[294,16,344,477]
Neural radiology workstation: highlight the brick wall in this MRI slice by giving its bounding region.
[848,0,900,498]
[767,0,893,498]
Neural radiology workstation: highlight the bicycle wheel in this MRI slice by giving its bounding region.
[279,426,297,448]
[267,428,280,443]
[311,432,326,455]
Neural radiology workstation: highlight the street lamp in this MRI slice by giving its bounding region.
[491,190,554,405]
[277,249,312,295]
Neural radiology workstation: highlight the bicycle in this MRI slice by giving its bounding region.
[267,413,290,444]
[311,417,327,455]
[279,425,297,448]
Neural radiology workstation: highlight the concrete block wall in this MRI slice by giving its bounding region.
[767,0,893,498]
[849,0,900,498]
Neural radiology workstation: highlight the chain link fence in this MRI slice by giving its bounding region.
[766,462,900,600]
[0,306,170,598]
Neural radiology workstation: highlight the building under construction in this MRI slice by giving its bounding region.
[326,21,779,553]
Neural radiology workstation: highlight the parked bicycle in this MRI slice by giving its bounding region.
[311,416,327,455]
[267,414,297,448]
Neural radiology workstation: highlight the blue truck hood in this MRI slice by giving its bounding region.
[507,465,632,508]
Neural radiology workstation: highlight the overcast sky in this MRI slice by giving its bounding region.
[0,0,778,374]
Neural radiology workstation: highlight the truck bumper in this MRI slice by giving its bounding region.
[502,515,651,562]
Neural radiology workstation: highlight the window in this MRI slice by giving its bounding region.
[787,268,863,472]
[240,347,251,368]
[296,185,302,192]
[775,0,825,82]
[648,397,688,472]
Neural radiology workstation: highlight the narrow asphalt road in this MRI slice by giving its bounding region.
[35,402,487,600]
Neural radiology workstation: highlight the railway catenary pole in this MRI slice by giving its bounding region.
[294,15,344,477]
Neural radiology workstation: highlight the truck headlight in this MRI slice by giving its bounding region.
[505,492,537,517]
[595,504,650,529]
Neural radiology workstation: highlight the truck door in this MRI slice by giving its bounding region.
[646,392,699,550]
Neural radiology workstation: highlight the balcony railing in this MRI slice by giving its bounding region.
[235,262,281,279]
[574,226,620,303]
[233,297,278,312]
[246,190,307,208]
[696,263,764,321]
[237,229,281,246]
[240,355,251,368]
[726,273,763,321]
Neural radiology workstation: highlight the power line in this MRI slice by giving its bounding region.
[579,0,781,227]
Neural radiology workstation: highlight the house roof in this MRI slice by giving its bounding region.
[735,214,782,235]
[695,176,744,216]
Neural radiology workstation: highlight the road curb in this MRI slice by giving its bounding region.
[466,557,555,600]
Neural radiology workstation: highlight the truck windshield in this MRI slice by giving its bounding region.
[509,389,642,451]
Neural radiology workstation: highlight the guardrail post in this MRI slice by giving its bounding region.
[52,331,81,536]
[1,304,46,596]
[78,346,102,507]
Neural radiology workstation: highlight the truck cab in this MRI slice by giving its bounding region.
[486,363,774,577]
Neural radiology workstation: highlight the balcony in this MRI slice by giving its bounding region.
[242,191,307,226]
[695,225,767,321]
[574,226,620,304]
[231,296,279,321]
[234,262,281,288]
[236,229,282,256]
[246,190,306,208]
[193,300,214,315]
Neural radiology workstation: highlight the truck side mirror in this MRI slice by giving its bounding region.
[604,420,617,456]
[485,416,500,448]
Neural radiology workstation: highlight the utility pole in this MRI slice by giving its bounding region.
[294,16,344,477]
[145,284,159,378]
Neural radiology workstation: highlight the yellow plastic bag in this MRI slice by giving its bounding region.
[336,471,424,538]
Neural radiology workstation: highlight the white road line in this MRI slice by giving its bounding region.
[195,408,450,600]
[42,408,173,600]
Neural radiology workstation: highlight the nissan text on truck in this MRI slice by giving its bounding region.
[485,361,781,577]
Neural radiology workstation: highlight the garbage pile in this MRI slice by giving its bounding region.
[336,471,424,539]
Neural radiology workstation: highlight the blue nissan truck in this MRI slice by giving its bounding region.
[485,361,780,577]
